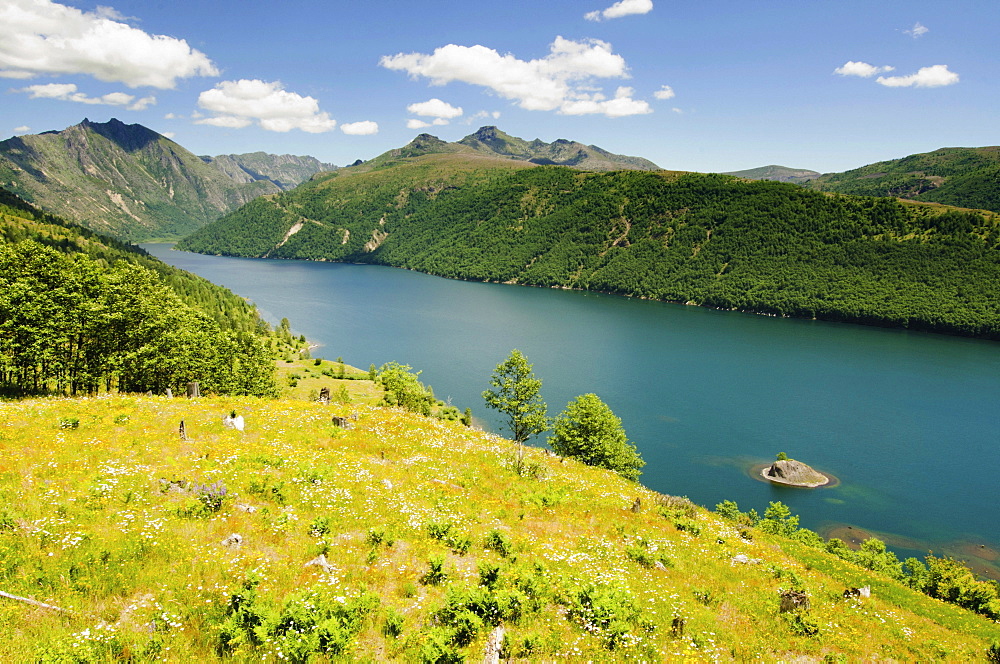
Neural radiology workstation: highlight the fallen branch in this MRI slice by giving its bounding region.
[0,590,73,614]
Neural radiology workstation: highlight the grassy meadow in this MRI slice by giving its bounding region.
[1,388,999,661]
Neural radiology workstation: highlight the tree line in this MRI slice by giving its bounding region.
[0,241,276,397]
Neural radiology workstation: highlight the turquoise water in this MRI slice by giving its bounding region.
[144,244,1000,573]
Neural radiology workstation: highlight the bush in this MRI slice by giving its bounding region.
[383,608,404,638]
[549,394,644,481]
[420,555,448,586]
[193,482,228,514]
[483,530,513,558]
[426,521,471,554]
[563,583,653,650]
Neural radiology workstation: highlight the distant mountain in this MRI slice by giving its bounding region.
[354,126,660,173]
[723,165,820,183]
[200,152,338,190]
[0,119,329,241]
[803,146,1000,213]
[457,126,661,171]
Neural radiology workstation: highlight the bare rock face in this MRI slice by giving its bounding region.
[763,459,829,488]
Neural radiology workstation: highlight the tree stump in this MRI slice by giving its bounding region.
[332,416,352,429]
[779,589,810,613]
[179,420,187,441]
[482,625,505,664]
[186,381,200,398]
[318,387,330,404]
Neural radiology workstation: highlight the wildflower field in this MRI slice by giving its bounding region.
[0,394,997,661]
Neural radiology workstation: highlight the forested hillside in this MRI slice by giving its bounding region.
[0,187,276,396]
[804,146,1000,213]
[179,157,1000,339]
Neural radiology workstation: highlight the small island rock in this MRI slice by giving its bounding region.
[762,458,829,488]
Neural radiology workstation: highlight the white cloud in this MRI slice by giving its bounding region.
[559,86,652,117]
[877,64,959,88]
[653,85,675,100]
[196,115,252,129]
[904,22,929,38]
[381,36,651,117]
[196,79,337,133]
[406,119,432,130]
[14,125,30,133]
[16,82,156,110]
[585,0,653,22]
[164,112,179,119]
[340,120,379,136]
[834,61,894,78]
[0,0,218,88]
[161,131,175,139]
[671,107,683,114]
[464,110,502,125]
[407,98,464,119]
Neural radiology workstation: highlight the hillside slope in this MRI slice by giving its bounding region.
[803,146,1000,213]
[1,395,996,660]
[178,156,1000,339]
[0,119,280,241]
[200,152,338,190]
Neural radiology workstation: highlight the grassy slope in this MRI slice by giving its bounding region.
[0,395,996,661]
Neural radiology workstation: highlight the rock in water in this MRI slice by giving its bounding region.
[763,459,830,488]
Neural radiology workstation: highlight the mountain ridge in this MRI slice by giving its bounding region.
[348,125,661,174]
[0,119,336,241]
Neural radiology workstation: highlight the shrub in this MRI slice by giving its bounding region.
[657,494,697,519]
[421,555,448,586]
[255,588,379,659]
[563,583,653,650]
[309,516,331,537]
[383,608,404,638]
[193,482,228,514]
[426,521,471,554]
[58,417,79,430]
[784,611,820,636]
[483,530,513,558]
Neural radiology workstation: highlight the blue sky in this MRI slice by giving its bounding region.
[2,0,997,173]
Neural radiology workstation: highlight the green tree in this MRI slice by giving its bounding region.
[482,350,548,460]
[377,361,434,415]
[549,393,644,481]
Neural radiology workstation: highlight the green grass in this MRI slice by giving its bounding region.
[0,395,997,661]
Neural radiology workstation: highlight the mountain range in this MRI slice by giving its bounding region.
[0,119,336,241]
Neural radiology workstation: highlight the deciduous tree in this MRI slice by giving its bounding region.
[549,393,643,481]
